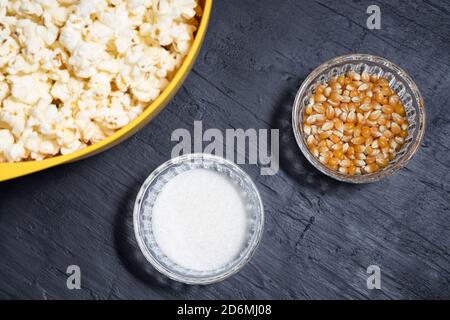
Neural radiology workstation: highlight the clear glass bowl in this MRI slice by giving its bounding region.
[292,54,426,183]
[133,153,264,284]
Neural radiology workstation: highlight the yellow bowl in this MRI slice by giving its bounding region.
[0,0,212,182]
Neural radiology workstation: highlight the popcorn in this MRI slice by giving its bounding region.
[76,0,107,18]
[159,0,198,20]
[59,18,83,52]
[95,105,130,130]
[39,139,59,155]
[28,97,60,136]
[76,119,106,144]
[0,0,199,162]
[88,72,112,99]
[127,0,151,16]
[0,37,20,69]
[8,73,51,105]
[61,140,85,155]
[6,53,40,75]
[0,98,28,137]
[50,77,84,103]
[97,58,118,74]
[131,75,166,103]
[68,41,107,78]
[9,1,44,17]
[21,128,41,153]
[99,5,135,54]
[42,3,70,27]
[3,142,26,162]
[0,129,14,153]
[87,21,114,44]
[0,81,9,102]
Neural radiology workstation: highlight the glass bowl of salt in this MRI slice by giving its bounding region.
[133,153,264,285]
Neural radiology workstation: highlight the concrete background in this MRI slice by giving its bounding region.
[0,0,449,299]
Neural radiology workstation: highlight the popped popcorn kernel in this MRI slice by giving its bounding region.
[0,0,199,162]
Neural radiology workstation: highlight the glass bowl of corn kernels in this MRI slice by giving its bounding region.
[292,54,425,183]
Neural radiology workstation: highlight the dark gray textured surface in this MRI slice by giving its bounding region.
[0,0,449,300]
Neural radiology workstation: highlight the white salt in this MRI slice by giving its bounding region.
[151,168,249,271]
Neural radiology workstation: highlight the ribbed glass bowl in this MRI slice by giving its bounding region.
[292,54,426,183]
[133,153,264,284]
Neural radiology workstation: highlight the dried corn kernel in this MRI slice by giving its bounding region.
[303,71,409,176]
